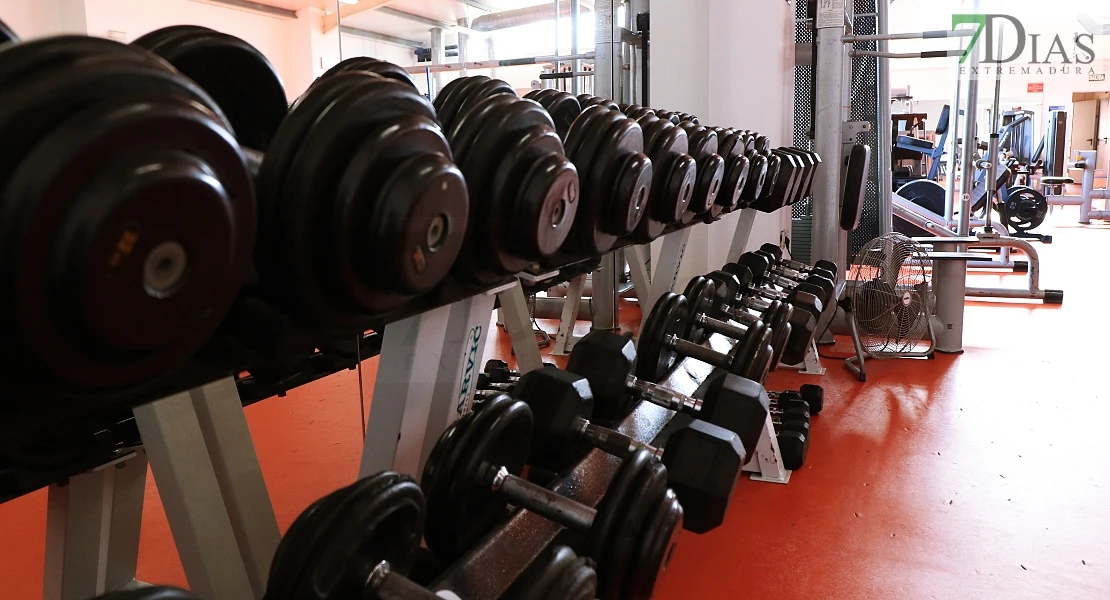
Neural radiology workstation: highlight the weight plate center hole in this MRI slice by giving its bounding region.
[634,187,647,212]
[143,241,189,299]
[551,197,568,228]
[426,215,448,254]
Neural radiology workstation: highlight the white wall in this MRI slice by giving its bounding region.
[651,0,793,287]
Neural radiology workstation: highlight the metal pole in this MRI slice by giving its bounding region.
[571,0,580,95]
[811,4,848,269]
[590,0,620,332]
[553,0,560,75]
[843,29,976,42]
[945,58,963,221]
[957,37,980,236]
[983,22,1004,234]
[457,31,469,76]
[402,52,595,74]
[876,0,892,235]
[430,27,446,97]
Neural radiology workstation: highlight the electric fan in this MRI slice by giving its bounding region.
[843,232,936,381]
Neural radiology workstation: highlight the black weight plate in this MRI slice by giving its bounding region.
[608,151,653,237]
[730,320,767,381]
[294,473,425,599]
[422,411,478,558]
[130,25,213,50]
[597,460,668,600]
[621,488,683,600]
[450,396,534,555]
[278,77,448,324]
[588,448,653,570]
[765,300,793,362]
[265,495,332,597]
[93,589,200,600]
[691,153,725,216]
[681,276,715,343]
[635,292,689,381]
[716,154,750,213]
[563,105,611,167]
[457,77,517,121]
[520,546,598,600]
[588,113,646,243]
[532,90,581,140]
[749,328,775,382]
[1002,185,1048,232]
[740,154,768,204]
[333,125,467,301]
[138,29,287,151]
[322,56,416,89]
[434,75,489,129]
[894,179,946,237]
[446,93,516,163]
[481,105,575,261]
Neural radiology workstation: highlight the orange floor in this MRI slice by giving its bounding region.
[3,209,1109,599]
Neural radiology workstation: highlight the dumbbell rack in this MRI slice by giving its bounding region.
[42,378,279,600]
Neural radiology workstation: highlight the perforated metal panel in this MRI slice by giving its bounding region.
[792,1,881,260]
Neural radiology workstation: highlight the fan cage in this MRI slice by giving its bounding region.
[846,233,934,357]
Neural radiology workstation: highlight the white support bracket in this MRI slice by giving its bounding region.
[626,244,651,299]
[742,414,792,484]
[44,452,147,600]
[639,229,692,334]
[550,274,587,356]
[133,378,279,600]
[495,280,545,373]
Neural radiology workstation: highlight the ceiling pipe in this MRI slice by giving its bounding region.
[465,1,592,32]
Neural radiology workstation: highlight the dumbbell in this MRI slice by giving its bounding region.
[705,270,818,366]
[772,384,825,414]
[135,27,473,324]
[719,263,825,322]
[0,33,257,393]
[771,407,810,471]
[683,276,792,371]
[759,243,838,279]
[670,285,778,380]
[675,122,726,223]
[737,253,835,307]
[432,76,580,287]
[92,590,198,600]
[637,292,774,384]
[566,330,770,451]
[513,368,743,534]
[750,248,836,287]
[625,111,698,243]
[504,545,600,600]
[422,395,683,600]
[523,92,653,263]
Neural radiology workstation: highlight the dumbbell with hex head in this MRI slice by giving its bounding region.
[772,384,825,414]
[682,276,792,371]
[705,270,818,366]
[750,248,836,288]
[421,395,683,600]
[637,292,774,384]
[738,253,835,307]
[759,243,838,279]
[513,367,745,534]
[718,264,825,323]
[566,330,770,456]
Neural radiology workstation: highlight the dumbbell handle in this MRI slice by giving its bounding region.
[692,313,753,341]
[490,466,597,533]
[769,263,808,281]
[720,304,759,326]
[626,376,702,414]
[572,417,664,462]
[367,561,462,600]
[665,334,732,371]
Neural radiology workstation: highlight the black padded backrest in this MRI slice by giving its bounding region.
[936,105,951,135]
[841,144,871,231]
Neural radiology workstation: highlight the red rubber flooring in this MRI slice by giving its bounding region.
[2,209,1108,599]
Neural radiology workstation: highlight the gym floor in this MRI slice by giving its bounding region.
[2,209,1108,599]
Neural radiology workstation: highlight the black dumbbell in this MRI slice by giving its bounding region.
[772,384,825,414]
[504,544,600,600]
[92,589,199,600]
[422,396,682,600]
[513,368,745,534]
[751,248,836,286]
[637,292,774,384]
[567,330,769,450]
[683,276,792,371]
[719,263,825,322]
[759,243,838,279]
[738,253,835,307]
[706,270,819,366]
[772,411,810,471]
